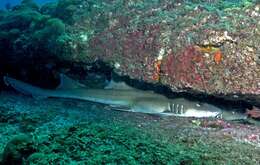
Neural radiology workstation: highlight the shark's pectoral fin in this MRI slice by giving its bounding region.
[57,74,86,90]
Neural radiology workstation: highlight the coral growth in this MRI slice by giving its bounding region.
[213,50,223,65]
[196,45,223,64]
[161,46,209,90]
[1,134,36,165]
[152,59,162,81]
[90,24,162,82]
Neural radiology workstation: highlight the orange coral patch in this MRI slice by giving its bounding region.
[152,74,160,81]
[152,60,162,81]
[214,50,222,64]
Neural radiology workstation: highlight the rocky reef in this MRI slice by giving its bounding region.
[0,0,259,106]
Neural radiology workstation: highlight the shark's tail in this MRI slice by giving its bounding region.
[3,76,48,98]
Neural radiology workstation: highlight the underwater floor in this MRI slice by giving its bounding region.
[0,91,260,164]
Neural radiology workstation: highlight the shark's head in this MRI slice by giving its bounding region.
[216,110,248,121]
[165,98,222,118]
[184,102,222,118]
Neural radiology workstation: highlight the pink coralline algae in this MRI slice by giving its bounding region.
[90,24,162,82]
[161,46,211,91]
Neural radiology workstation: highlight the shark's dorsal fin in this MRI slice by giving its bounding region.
[57,74,86,90]
[104,80,135,90]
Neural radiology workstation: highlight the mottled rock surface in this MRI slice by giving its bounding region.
[0,0,259,105]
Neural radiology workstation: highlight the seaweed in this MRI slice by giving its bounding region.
[25,122,200,164]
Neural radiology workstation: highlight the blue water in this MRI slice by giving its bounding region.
[0,0,57,10]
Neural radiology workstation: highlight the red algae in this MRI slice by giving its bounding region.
[161,46,209,90]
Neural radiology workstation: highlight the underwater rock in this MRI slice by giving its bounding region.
[1,134,36,165]
[32,18,65,45]
[0,107,20,124]
[0,1,259,106]
[19,0,39,11]
[26,153,50,165]
[88,2,260,106]
[40,2,57,16]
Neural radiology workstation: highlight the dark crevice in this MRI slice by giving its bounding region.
[0,60,253,112]
[114,73,252,112]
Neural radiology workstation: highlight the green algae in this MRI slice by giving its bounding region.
[1,134,35,165]
[0,93,260,165]
[33,18,65,43]
[2,118,259,165]
[26,122,200,165]
[0,0,102,63]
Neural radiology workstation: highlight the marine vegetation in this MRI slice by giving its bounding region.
[1,134,35,165]
[0,106,259,165]
[25,122,201,165]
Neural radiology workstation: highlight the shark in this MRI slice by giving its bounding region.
[3,74,223,118]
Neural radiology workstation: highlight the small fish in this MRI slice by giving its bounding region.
[246,106,260,120]
[3,74,222,118]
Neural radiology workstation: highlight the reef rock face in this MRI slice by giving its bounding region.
[0,0,259,105]
[88,1,260,105]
